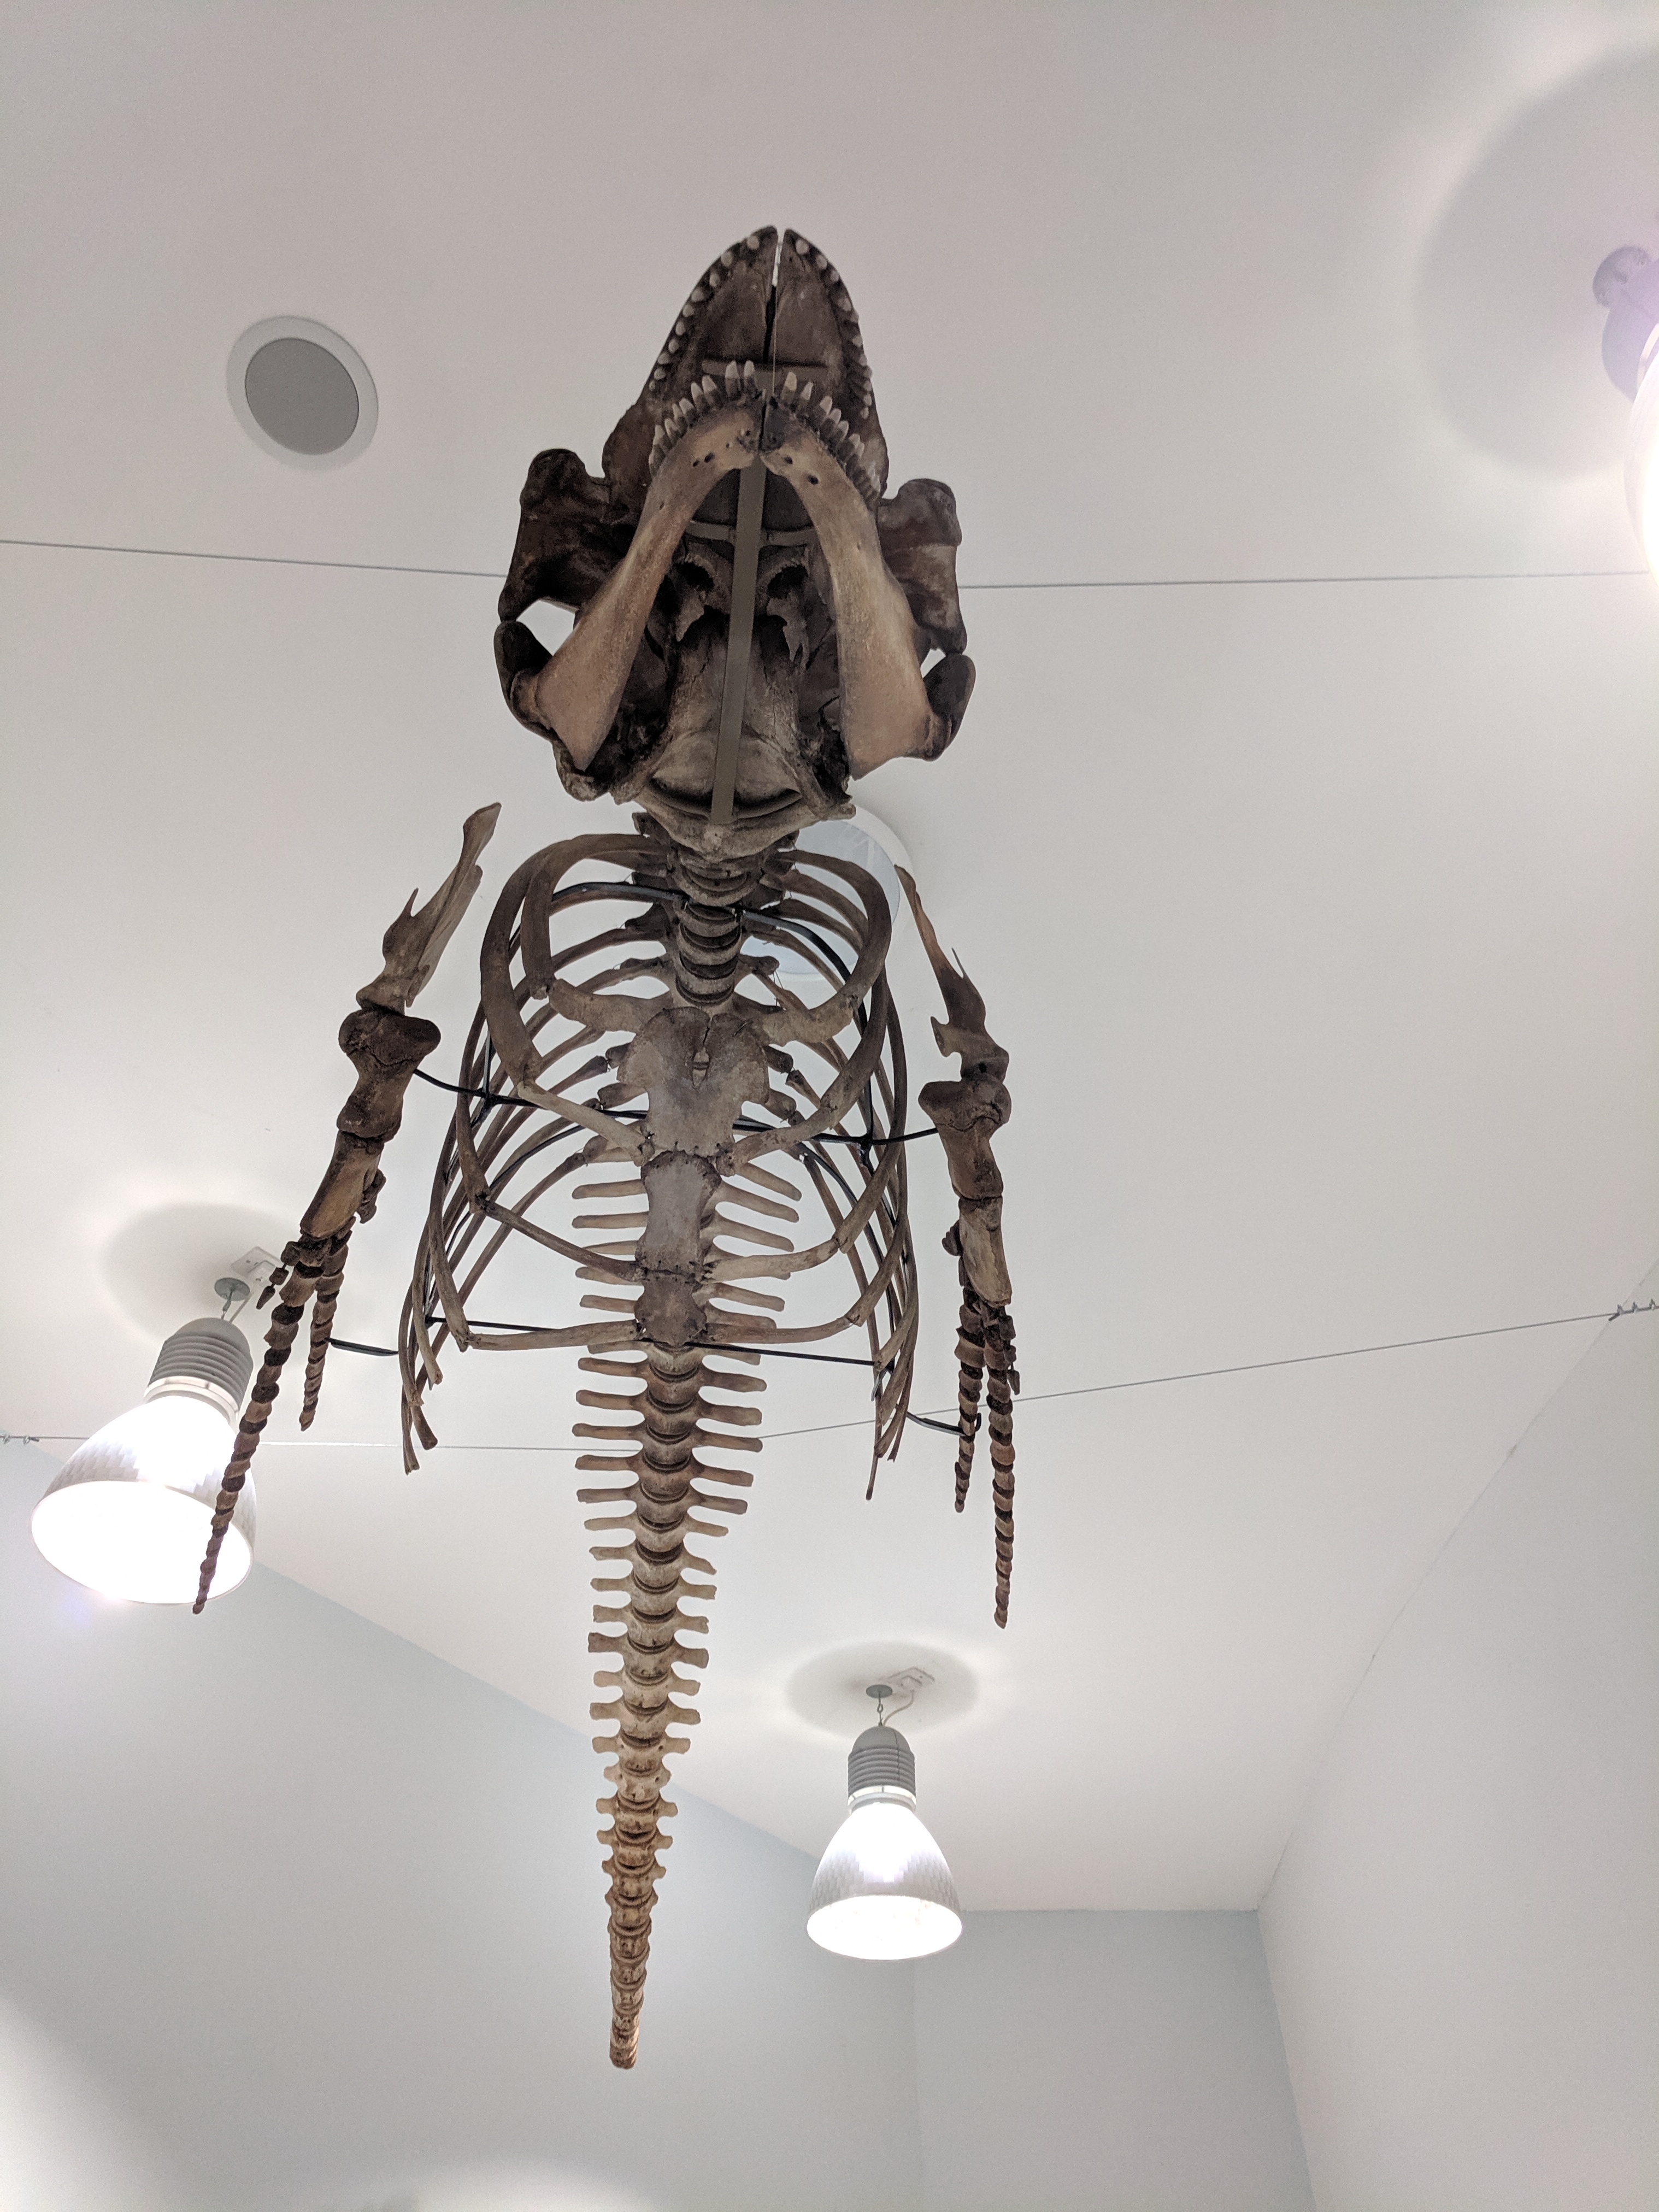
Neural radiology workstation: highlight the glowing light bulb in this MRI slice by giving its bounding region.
[807,1717,963,1961]
[31,1319,255,1605]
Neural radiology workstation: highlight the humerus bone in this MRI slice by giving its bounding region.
[896,867,1019,1626]
[190,807,499,1610]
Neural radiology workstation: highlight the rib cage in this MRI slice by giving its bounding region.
[398,814,917,2064]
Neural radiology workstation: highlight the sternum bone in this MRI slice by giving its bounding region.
[634,1154,719,1346]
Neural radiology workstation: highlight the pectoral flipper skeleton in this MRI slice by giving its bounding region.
[201,230,1019,2068]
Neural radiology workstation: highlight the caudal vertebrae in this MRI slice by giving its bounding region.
[199,228,1019,2070]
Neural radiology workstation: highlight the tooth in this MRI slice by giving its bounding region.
[816,394,833,418]
[722,249,736,267]
[799,381,814,408]
[691,287,707,304]
[746,232,760,250]
[707,270,721,289]
[814,252,827,270]
[657,351,671,367]
[725,361,742,394]
[847,433,864,459]
[674,319,687,336]
[782,371,798,398]
[667,338,680,354]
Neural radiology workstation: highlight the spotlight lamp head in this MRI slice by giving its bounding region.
[1594,244,1659,580]
[31,1317,256,1605]
[807,1689,963,1961]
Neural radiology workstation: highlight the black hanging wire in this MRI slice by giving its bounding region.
[411,1061,939,1143]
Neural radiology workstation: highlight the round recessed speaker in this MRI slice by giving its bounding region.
[227,316,378,469]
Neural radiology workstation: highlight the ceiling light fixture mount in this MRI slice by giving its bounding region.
[864,1668,933,1725]
[227,316,378,469]
[213,1244,281,1319]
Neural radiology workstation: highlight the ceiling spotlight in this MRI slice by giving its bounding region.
[1594,246,1659,579]
[31,1315,256,1605]
[806,1684,963,1961]
[227,316,378,469]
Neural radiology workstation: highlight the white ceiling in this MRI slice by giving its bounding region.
[2,1,1656,1910]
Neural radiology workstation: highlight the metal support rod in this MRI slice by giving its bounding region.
[708,455,767,828]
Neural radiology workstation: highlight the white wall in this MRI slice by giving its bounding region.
[0,1440,922,2212]
[915,1910,1312,2211]
[0,1994,181,2212]
[1261,1283,1659,2210]
[0,1439,1313,2210]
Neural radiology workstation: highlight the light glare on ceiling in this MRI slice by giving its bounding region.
[1627,358,1659,581]
[1595,246,1659,579]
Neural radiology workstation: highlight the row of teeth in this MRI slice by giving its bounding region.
[649,233,769,389]
[769,369,882,504]
[648,362,880,508]
[649,359,762,470]
[784,232,873,426]
[645,228,874,437]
